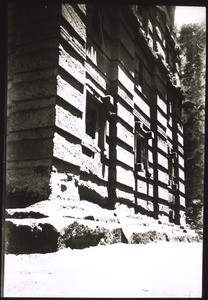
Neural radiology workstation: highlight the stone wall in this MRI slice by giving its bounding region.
[6,3,61,207]
[6,4,186,226]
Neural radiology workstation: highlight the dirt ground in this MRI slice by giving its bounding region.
[3,241,202,298]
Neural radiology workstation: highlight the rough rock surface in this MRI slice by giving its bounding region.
[5,221,59,254]
[4,199,200,254]
[57,221,126,249]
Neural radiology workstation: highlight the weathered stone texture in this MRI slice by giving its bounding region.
[85,62,107,90]
[4,198,199,254]
[117,86,134,110]
[158,170,169,184]
[117,66,134,95]
[53,133,82,167]
[116,45,135,77]
[117,122,134,148]
[13,49,58,74]
[7,128,54,143]
[157,152,169,169]
[130,231,168,244]
[57,75,84,112]
[117,102,134,127]
[136,181,154,197]
[61,4,86,42]
[6,4,187,228]
[119,22,135,58]
[116,146,134,168]
[8,78,57,102]
[79,179,108,200]
[7,138,53,161]
[158,186,169,201]
[58,221,125,249]
[5,221,59,254]
[60,26,86,59]
[134,93,150,118]
[116,166,134,188]
[6,4,61,206]
[58,45,85,85]
[55,105,83,140]
[116,188,135,202]
[80,155,108,181]
[6,163,52,208]
[49,171,80,202]
[8,107,55,131]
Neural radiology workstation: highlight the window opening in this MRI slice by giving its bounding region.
[135,135,148,170]
[134,120,153,207]
[86,104,98,139]
[84,93,109,160]
[134,121,152,173]
[167,146,178,189]
[83,93,101,158]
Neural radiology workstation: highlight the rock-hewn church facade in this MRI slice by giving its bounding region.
[7,4,186,226]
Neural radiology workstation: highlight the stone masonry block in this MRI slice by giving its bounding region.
[9,77,56,102]
[116,146,134,168]
[49,171,80,201]
[8,106,55,131]
[14,38,59,56]
[55,105,83,140]
[134,93,150,118]
[117,166,134,188]
[53,132,82,167]
[6,165,52,208]
[117,122,134,148]
[119,22,134,57]
[117,102,134,128]
[9,97,56,114]
[57,75,84,112]
[61,4,86,42]
[118,65,134,95]
[60,25,86,59]
[13,49,58,73]
[117,86,134,110]
[58,44,85,85]
[7,127,54,142]
[7,138,53,161]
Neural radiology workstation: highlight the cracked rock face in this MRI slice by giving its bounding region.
[4,199,200,254]
[5,221,59,254]
[57,221,126,250]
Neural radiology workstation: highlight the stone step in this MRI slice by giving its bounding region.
[4,199,200,254]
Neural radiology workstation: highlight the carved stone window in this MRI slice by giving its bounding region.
[167,145,178,190]
[135,134,148,172]
[134,121,154,176]
[86,100,98,140]
[82,93,101,158]
[83,92,110,159]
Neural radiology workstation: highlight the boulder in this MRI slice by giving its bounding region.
[5,220,59,254]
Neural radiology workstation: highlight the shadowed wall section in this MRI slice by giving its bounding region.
[6,4,61,207]
[6,4,186,226]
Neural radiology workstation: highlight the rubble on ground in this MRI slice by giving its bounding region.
[4,199,200,254]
